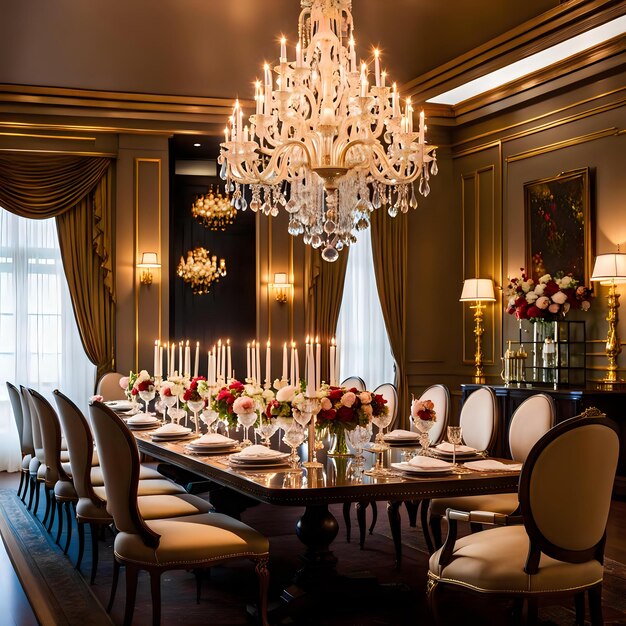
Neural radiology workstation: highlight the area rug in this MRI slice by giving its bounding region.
[0,488,112,626]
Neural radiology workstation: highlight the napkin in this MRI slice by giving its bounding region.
[195,433,236,445]
[106,400,134,410]
[236,444,284,458]
[463,460,522,472]
[385,429,420,440]
[127,415,158,424]
[153,423,190,435]
[436,442,478,454]
[407,455,451,469]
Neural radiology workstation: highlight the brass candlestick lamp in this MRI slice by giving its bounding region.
[460,278,496,383]
[590,249,626,386]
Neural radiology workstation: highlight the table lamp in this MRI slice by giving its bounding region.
[460,278,496,383]
[590,249,626,385]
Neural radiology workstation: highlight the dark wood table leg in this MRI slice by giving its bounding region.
[387,500,402,567]
[356,501,368,549]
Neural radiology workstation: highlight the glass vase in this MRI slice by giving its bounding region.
[328,428,352,457]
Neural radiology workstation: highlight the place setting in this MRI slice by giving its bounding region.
[124,414,161,431]
[185,432,240,455]
[228,444,291,470]
[150,421,195,442]
[391,455,454,476]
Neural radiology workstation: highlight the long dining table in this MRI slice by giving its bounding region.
[133,429,520,601]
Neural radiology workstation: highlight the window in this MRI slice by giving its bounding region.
[336,229,395,390]
[0,209,96,471]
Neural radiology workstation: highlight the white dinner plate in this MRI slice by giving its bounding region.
[229,457,289,469]
[229,451,290,464]
[152,433,196,442]
[391,462,454,475]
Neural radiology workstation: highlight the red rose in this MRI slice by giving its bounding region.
[543,281,559,297]
[373,394,387,406]
[217,389,232,402]
[131,388,138,396]
[183,389,192,401]
[137,380,152,392]
[229,380,244,392]
[514,296,526,308]
[328,388,343,402]
[526,305,543,319]
[190,380,198,391]
[266,400,278,418]
[162,387,172,397]
[318,408,336,422]
[336,406,354,422]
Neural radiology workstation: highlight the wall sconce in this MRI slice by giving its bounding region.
[590,248,626,386]
[270,273,292,303]
[460,278,496,383]
[137,252,161,286]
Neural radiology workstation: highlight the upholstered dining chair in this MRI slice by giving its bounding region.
[21,386,45,513]
[427,410,619,626]
[96,371,126,401]
[425,393,556,551]
[28,389,77,543]
[53,389,213,583]
[424,385,500,549]
[343,382,398,547]
[89,401,270,626]
[6,381,33,499]
[340,375,366,391]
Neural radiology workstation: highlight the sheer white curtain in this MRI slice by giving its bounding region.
[336,229,395,391]
[0,208,96,471]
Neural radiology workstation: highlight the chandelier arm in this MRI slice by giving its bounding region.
[237,140,314,186]
[368,143,421,185]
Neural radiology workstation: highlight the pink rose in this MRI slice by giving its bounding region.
[90,394,104,402]
[320,397,332,411]
[233,396,255,414]
[341,391,357,407]
[548,303,560,314]
[551,291,568,305]
[119,376,129,389]
[535,296,550,310]
[581,300,591,311]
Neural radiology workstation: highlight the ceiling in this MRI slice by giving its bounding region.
[0,0,562,158]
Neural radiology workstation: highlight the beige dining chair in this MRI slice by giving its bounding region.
[427,410,618,626]
[96,372,127,401]
[28,389,77,543]
[424,385,499,549]
[6,381,33,500]
[340,375,366,391]
[53,389,214,583]
[89,401,270,626]
[426,393,556,551]
[21,386,46,514]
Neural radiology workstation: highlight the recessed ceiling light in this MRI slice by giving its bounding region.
[193,143,201,147]
[427,15,626,106]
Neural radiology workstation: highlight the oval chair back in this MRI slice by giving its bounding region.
[520,412,619,569]
[458,386,499,453]
[7,382,28,455]
[54,390,105,505]
[17,385,35,457]
[341,376,366,391]
[89,401,160,547]
[29,389,71,488]
[22,385,44,463]
[96,372,127,401]
[413,384,450,444]
[508,394,556,462]
[373,383,398,430]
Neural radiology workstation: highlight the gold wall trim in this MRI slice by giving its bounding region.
[134,158,162,371]
[506,127,619,162]
[0,131,96,141]
[452,87,626,150]
[0,148,117,157]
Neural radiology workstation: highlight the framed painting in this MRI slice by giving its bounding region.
[524,167,593,285]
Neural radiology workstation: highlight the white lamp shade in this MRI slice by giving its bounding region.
[273,272,289,285]
[137,252,160,268]
[460,278,496,302]
[591,252,626,284]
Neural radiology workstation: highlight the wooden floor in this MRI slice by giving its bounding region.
[1,469,626,625]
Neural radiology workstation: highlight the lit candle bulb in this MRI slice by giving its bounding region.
[381,70,386,88]
[360,62,368,98]
[224,126,229,143]
[373,48,381,87]
[296,41,303,68]
[349,36,356,73]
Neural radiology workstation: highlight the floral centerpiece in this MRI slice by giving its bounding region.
[119,371,139,401]
[504,269,592,322]
[131,370,155,396]
[411,398,436,422]
[210,379,265,429]
[182,376,210,407]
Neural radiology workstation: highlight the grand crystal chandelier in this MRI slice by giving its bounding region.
[191,185,237,231]
[218,0,438,262]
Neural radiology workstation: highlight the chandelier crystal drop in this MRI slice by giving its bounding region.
[191,185,237,231]
[177,247,227,295]
[218,0,438,261]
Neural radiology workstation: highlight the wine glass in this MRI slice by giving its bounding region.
[161,394,178,423]
[200,408,219,432]
[345,424,372,463]
[237,412,258,448]
[447,426,463,469]
[282,423,305,468]
[138,389,155,417]
[187,399,205,437]
[372,411,393,445]
[256,417,279,447]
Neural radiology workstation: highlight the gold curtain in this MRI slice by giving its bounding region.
[306,247,349,383]
[370,210,408,428]
[0,154,115,381]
